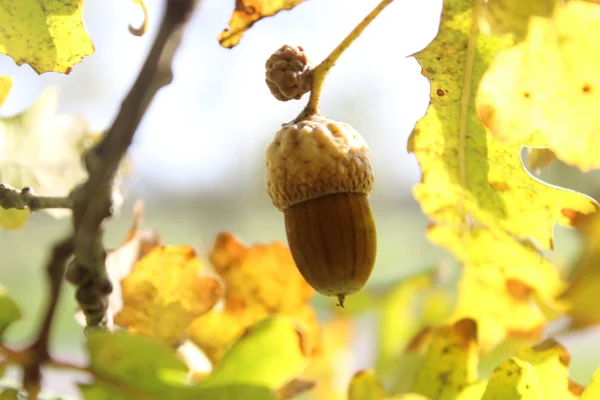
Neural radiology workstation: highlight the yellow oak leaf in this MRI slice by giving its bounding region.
[187,232,319,365]
[348,370,387,400]
[0,86,98,227]
[582,367,600,400]
[481,357,541,399]
[477,1,600,171]
[482,339,583,399]
[410,319,479,399]
[114,245,223,348]
[478,0,557,39]
[0,0,94,74]
[429,226,565,350]
[75,203,162,326]
[408,0,597,351]
[558,212,600,329]
[302,315,354,400]
[218,0,308,48]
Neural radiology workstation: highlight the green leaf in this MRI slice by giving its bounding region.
[79,383,130,400]
[0,286,21,338]
[0,0,94,74]
[0,86,95,223]
[197,316,309,390]
[86,330,189,398]
[0,389,19,399]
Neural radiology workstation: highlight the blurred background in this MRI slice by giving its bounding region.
[1,0,600,397]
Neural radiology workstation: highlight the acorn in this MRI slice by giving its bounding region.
[265,114,377,306]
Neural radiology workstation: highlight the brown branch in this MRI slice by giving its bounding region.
[70,0,200,329]
[0,184,72,211]
[17,0,200,398]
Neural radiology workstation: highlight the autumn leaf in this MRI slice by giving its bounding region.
[0,86,105,228]
[481,339,583,399]
[187,232,319,365]
[410,319,479,399]
[219,0,308,48]
[301,315,354,400]
[477,1,600,171]
[377,270,453,384]
[114,245,223,347]
[129,0,149,36]
[348,370,387,400]
[478,0,557,39]
[558,212,600,329]
[0,0,94,74]
[408,0,597,351]
[581,367,600,400]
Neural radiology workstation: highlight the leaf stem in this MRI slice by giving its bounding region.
[298,0,395,120]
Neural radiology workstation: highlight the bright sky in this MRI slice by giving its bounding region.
[0,0,442,198]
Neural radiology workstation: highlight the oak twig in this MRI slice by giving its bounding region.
[16,1,200,398]
[0,184,72,211]
[298,0,394,120]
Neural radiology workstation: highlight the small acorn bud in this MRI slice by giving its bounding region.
[265,115,376,306]
[265,45,314,101]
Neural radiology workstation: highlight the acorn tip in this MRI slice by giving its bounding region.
[336,294,346,308]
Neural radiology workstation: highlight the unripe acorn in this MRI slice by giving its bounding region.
[265,115,376,306]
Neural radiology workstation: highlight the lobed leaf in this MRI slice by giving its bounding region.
[219,0,308,48]
[187,232,319,365]
[477,1,600,171]
[409,0,597,351]
[410,319,479,399]
[581,367,600,400]
[0,0,94,74]
[0,86,100,225]
[114,245,223,348]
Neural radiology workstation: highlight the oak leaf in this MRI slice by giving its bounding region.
[219,0,308,48]
[477,1,600,171]
[114,245,223,347]
[0,0,94,74]
[408,0,597,351]
[187,232,319,365]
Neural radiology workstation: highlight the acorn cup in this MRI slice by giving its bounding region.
[265,115,377,306]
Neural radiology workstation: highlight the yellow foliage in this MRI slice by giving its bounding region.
[478,0,556,39]
[559,212,600,329]
[409,0,598,352]
[218,0,307,48]
[115,246,223,347]
[187,232,319,364]
[0,0,94,74]
[348,370,387,400]
[410,319,479,399]
[482,339,583,399]
[477,1,600,171]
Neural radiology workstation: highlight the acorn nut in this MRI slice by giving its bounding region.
[265,115,377,306]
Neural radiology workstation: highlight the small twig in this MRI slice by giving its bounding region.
[0,184,72,211]
[23,238,74,400]
[298,0,394,119]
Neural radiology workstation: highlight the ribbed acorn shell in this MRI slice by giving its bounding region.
[284,192,376,304]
